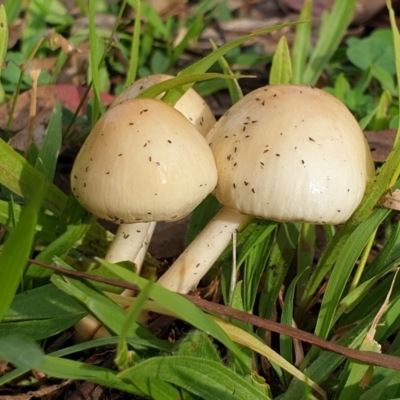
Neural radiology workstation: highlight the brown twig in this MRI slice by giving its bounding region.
[28,258,400,371]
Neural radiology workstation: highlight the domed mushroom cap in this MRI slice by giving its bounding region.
[207,85,375,224]
[71,98,217,223]
[113,74,216,136]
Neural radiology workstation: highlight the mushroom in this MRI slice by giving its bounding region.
[102,74,217,268]
[71,97,217,269]
[113,73,216,136]
[157,84,375,293]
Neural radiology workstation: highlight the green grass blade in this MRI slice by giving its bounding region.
[0,179,45,321]
[162,21,302,105]
[119,356,269,400]
[39,356,182,399]
[126,0,141,86]
[280,271,305,388]
[269,36,292,85]
[185,194,220,246]
[0,334,179,398]
[24,218,95,285]
[210,39,244,104]
[115,279,153,370]
[259,223,301,320]
[296,223,315,304]
[137,72,251,103]
[34,100,62,181]
[100,260,250,370]
[243,233,274,312]
[50,270,162,348]
[359,371,400,400]
[337,340,380,400]
[292,0,312,84]
[312,209,389,349]
[388,0,400,146]
[88,0,101,125]
[303,0,357,85]
[0,138,66,214]
[0,5,8,101]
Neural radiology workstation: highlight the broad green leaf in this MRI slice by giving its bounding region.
[178,330,222,363]
[119,356,268,400]
[0,335,44,368]
[4,0,22,24]
[0,314,84,340]
[0,180,45,320]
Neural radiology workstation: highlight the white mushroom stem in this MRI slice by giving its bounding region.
[74,222,157,343]
[105,222,156,273]
[157,207,252,293]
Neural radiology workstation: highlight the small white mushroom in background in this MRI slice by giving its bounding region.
[113,73,216,137]
[71,97,217,268]
[157,84,375,294]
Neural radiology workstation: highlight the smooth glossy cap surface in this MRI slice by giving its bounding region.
[207,85,375,224]
[71,98,217,223]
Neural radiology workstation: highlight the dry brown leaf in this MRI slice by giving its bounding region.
[364,129,396,163]
[380,189,400,211]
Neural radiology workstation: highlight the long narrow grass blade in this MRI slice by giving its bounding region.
[303,0,357,85]
[126,0,141,85]
[100,260,249,370]
[214,318,326,400]
[162,21,302,105]
[0,179,45,320]
[0,139,66,214]
[292,0,312,84]
[312,209,388,350]
[88,0,101,125]
[34,101,62,181]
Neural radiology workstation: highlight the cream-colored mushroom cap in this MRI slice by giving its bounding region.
[71,98,217,223]
[207,85,375,224]
[113,74,216,136]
